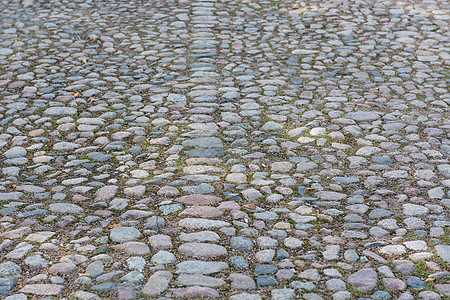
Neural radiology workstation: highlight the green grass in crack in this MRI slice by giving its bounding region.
[412,260,433,278]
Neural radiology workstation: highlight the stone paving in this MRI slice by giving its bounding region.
[0,0,449,298]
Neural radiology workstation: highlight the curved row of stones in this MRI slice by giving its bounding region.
[0,0,449,299]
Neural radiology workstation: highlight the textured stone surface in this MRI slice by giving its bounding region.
[435,245,450,263]
[0,278,16,295]
[0,0,448,298]
[142,271,173,296]
[347,269,378,292]
[178,243,227,258]
[19,284,64,296]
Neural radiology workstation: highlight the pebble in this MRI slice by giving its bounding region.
[4,294,27,300]
[0,48,13,55]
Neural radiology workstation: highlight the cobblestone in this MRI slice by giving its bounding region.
[0,0,448,298]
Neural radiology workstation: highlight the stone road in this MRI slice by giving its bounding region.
[0,0,449,299]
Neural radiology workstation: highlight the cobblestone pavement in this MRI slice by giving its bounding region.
[0,0,449,299]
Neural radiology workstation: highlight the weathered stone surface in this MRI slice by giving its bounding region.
[176,261,228,275]
[379,245,407,256]
[110,227,141,243]
[171,286,220,298]
[230,237,254,252]
[435,245,450,263]
[383,278,406,291]
[71,291,102,300]
[179,206,223,218]
[44,107,77,116]
[229,273,256,290]
[178,218,230,230]
[0,262,21,278]
[49,203,84,214]
[175,194,221,205]
[112,242,150,255]
[178,243,227,258]
[142,271,173,296]
[347,269,378,292]
[0,278,16,295]
[49,262,77,275]
[148,234,173,249]
[20,284,64,296]
[315,191,346,201]
[177,274,225,288]
[1,1,448,298]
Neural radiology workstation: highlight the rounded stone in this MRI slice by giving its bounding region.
[0,278,16,295]
[326,279,347,291]
[151,251,176,264]
[372,290,392,299]
[44,107,77,116]
[284,237,303,249]
[332,291,352,300]
[347,269,378,292]
[406,276,426,289]
[49,203,84,214]
[255,250,275,263]
[178,243,227,258]
[145,216,166,229]
[418,291,442,300]
[230,236,254,252]
[229,273,256,290]
[0,48,13,56]
[272,288,295,300]
[344,250,359,263]
[0,262,21,278]
[85,261,104,277]
[4,147,27,158]
[126,257,146,271]
[261,121,284,131]
[383,278,406,291]
[110,227,141,243]
[23,255,49,270]
[276,269,294,281]
[254,264,278,275]
[230,256,249,270]
[257,275,278,286]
